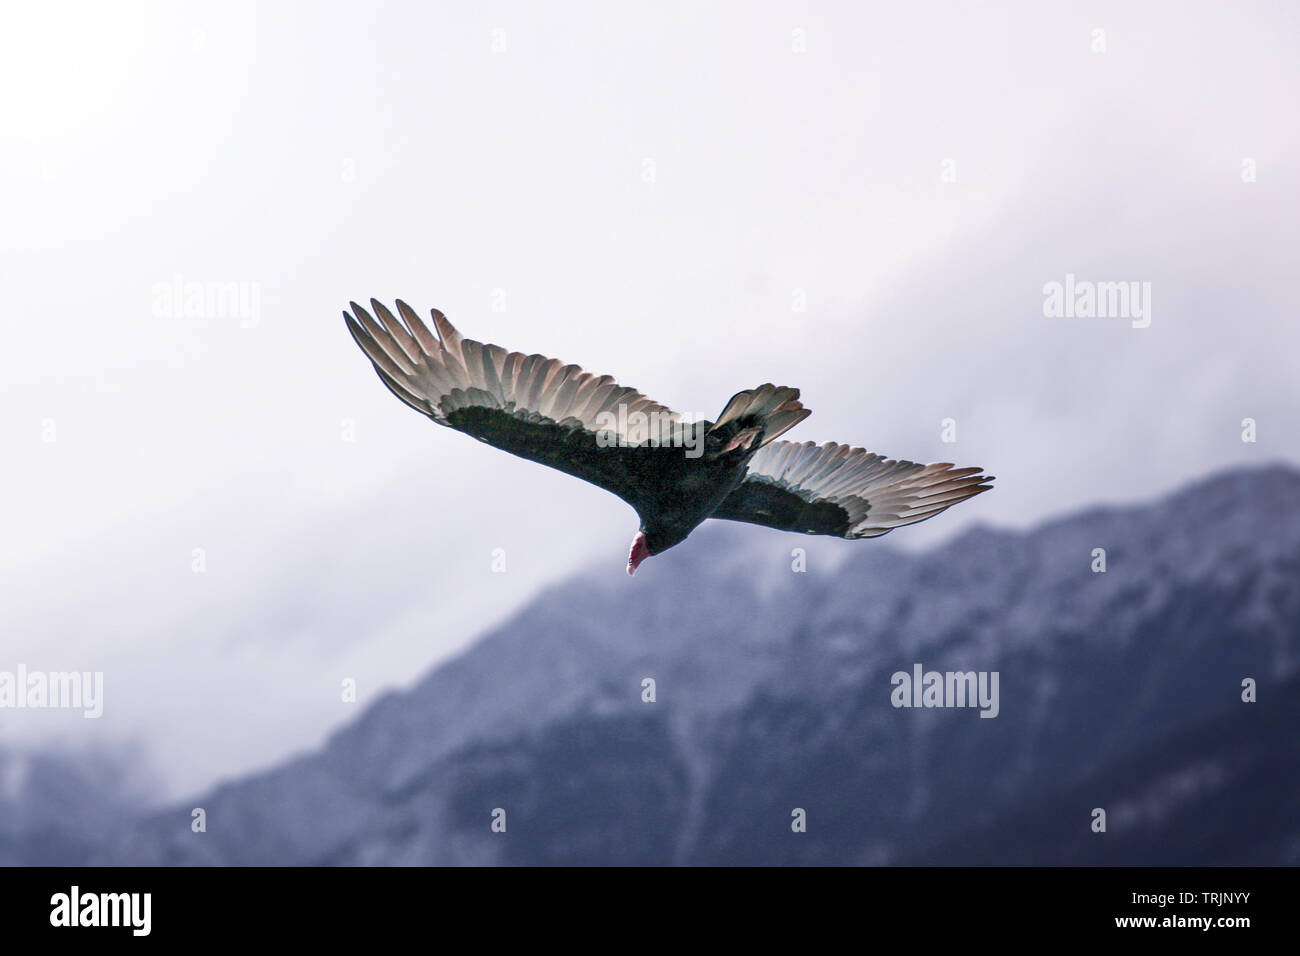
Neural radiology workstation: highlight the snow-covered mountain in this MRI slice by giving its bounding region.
[7,464,1298,865]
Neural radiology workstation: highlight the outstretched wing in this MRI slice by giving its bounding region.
[344,299,690,510]
[710,440,993,538]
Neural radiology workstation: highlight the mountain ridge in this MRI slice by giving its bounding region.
[7,463,1293,865]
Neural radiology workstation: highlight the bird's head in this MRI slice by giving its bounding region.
[626,531,652,575]
[627,523,694,575]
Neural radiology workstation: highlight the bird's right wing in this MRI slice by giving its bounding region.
[710,440,993,538]
[344,299,693,510]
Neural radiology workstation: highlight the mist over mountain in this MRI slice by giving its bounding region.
[0,745,145,866]
[5,464,1295,866]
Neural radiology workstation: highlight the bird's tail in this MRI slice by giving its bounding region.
[709,384,810,453]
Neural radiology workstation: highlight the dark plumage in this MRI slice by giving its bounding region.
[344,300,993,573]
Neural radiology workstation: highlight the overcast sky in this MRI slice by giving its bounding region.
[2,0,1297,799]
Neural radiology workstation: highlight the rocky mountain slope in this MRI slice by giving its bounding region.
[11,464,1296,865]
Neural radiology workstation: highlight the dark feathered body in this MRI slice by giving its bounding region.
[446,407,782,555]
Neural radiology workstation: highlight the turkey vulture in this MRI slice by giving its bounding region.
[344,300,993,574]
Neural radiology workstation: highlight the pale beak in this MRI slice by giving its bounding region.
[627,532,650,575]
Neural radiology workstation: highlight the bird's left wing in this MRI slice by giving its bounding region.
[344,299,690,510]
[709,440,993,538]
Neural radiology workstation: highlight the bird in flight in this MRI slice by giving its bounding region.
[344,300,993,575]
